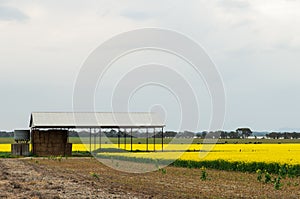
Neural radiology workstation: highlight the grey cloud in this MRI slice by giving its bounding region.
[0,6,28,21]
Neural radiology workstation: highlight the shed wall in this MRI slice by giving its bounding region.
[32,130,72,156]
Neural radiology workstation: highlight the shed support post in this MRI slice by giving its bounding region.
[124,129,126,150]
[131,128,133,152]
[99,128,101,152]
[118,129,120,148]
[94,129,96,152]
[146,128,148,152]
[153,128,155,152]
[89,128,92,153]
[161,127,164,152]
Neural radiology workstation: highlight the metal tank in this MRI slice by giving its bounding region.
[14,129,30,143]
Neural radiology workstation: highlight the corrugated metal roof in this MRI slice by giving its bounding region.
[29,112,165,128]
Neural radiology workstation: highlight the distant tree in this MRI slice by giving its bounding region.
[177,131,195,138]
[77,130,90,137]
[164,131,177,138]
[205,131,214,139]
[267,132,280,139]
[195,132,202,138]
[283,132,290,139]
[0,131,13,137]
[236,128,252,139]
[201,131,207,139]
[291,132,300,139]
[205,131,222,139]
[229,131,239,139]
[218,131,227,139]
[155,131,164,138]
[104,129,118,137]
[68,130,79,137]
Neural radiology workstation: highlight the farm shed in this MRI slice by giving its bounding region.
[29,112,165,156]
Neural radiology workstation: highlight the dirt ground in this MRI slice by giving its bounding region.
[0,158,299,199]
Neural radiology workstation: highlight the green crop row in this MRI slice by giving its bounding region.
[171,159,300,177]
[96,154,300,177]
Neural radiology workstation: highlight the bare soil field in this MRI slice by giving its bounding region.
[0,158,299,199]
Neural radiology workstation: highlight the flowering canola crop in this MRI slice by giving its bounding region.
[93,144,300,165]
[1,143,300,165]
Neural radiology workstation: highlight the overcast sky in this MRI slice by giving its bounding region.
[1,0,300,132]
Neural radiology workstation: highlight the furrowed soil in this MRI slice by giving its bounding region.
[0,158,299,199]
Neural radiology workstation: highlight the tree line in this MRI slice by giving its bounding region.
[266,132,300,139]
[0,131,13,137]
[1,128,300,139]
[70,128,254,139]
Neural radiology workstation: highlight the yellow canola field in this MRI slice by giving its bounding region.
[0,144,11,152]
[97,144,300,165]
[180,144,300,165]
[0,144,106,152]
[1,143,300,165]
